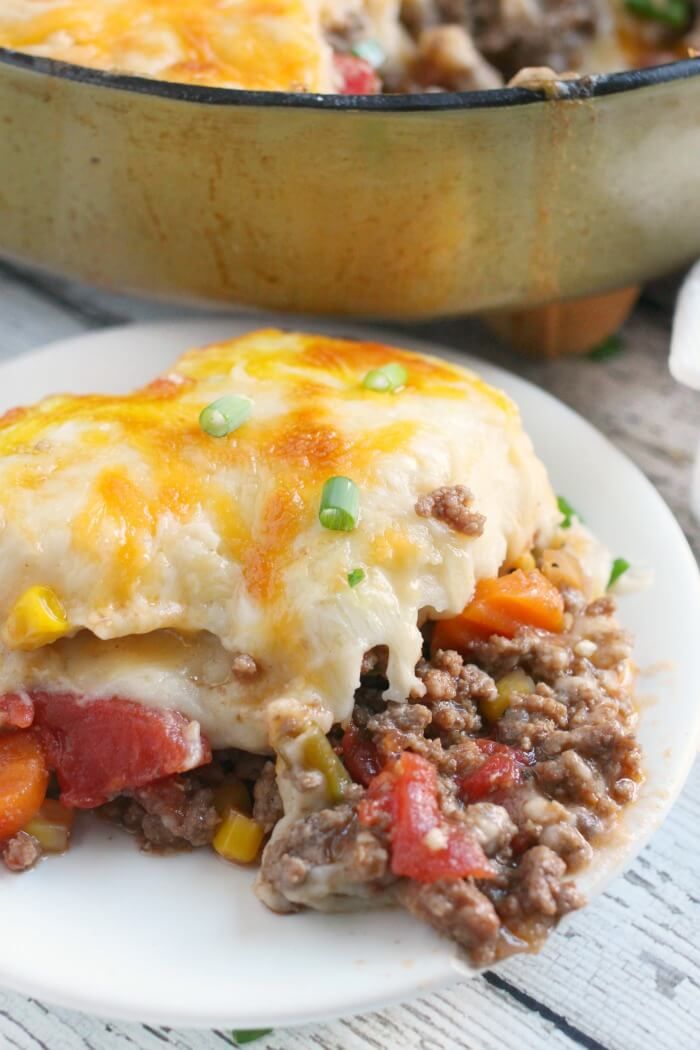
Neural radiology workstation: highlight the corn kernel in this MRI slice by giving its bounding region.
[213,811,265,864]
[480,669,535,722]
[213,779,251,817]
[24,799,74,853]
[3,586,70,651]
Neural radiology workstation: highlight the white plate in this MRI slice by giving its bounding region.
[0,318,698,1029]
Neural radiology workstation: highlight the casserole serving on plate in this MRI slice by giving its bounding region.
[0,327,644,965]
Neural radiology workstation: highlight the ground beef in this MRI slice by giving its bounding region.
[534,750,616,815]
[101,774,220,850]
[366,701,442,766]
[412,649,491,745]
[539,819,592,869]
[465,628,573,682]
[459,801,516,856]
[397,878,501,959]
[469,0,601,79]
[400,0,601,89]
[509,844,584,919]
[360,645,389,678]
[258,804,392,911]
[259,573,641,963]
[2,830,42,872]
[253,761,284,832]
[415,485,486,535]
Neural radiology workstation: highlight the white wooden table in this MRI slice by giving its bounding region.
[0,261,698,1050]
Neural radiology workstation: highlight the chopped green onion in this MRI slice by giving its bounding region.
[557,495,581,529]
[624,0,692,30]
[351,39,385,69]
[608,557,631,588]
[348,568,365,588]
[199,395,252,438]
[362,362,408,393]
[319,476,360,531]
[589,334,624,361]
[232,1030,273,1046]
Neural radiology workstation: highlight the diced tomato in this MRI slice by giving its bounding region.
[459,740,533,803]
[0,693,35,730]
[432,570,565,653]
[333,52,381,95]
[474,739,534,764]
[341,724,381,787]
[0,731,49,841]
[359,751,494,883]
[510,830,532,856]
[14,693,212,808]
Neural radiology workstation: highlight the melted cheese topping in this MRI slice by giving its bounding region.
[0,0,334,92]
[0,329,559,748]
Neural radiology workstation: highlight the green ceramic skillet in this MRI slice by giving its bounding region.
[1,48,699,318]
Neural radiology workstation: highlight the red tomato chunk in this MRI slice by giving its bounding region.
[359,751,494,883]
[459,739,533,803]
[333,52,381,95]
[341,724,381,787]
[0,692,211,808]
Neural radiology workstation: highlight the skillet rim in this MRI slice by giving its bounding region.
[1,45,699,111]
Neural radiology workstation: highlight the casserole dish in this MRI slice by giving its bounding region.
[1,47,700,318]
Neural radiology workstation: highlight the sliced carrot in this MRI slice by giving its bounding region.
[0,731,49,841]
[432,569,565,652]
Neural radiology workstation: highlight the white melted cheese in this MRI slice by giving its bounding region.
[0,329,559,749]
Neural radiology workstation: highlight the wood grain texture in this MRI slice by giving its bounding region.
[0,267,698,1050]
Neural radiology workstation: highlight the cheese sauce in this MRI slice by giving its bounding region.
[0,329,559,748]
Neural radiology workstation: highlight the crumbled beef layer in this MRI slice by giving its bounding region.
[331,0,692,95]
[468,0,601,80]
[258,587,641,964]
[384,0,602,92]
[257,804,392,913]
[1,573,641,968]
[100,774,220,850]
[253,761,284,832]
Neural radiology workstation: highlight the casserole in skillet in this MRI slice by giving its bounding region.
[0,2,700,317]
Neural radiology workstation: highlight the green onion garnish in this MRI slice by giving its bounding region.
[557,495,580,529]
[232,1030,273,1046]
[199,395,252,438]
[319,476,360,532]
[624,0,691,30]
[362,363,408,393]
[351,39,385,69]
[589,334,624,361]
[608,557,631,588]
[348,568,365,588]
